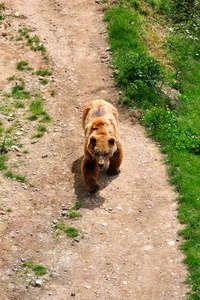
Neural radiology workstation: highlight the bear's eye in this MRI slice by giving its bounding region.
[104,152,108,157]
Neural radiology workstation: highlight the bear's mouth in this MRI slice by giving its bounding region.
[98,163,104,169]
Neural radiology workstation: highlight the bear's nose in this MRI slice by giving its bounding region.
[99,163,104,169]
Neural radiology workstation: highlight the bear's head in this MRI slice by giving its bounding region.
[87,134,117,169]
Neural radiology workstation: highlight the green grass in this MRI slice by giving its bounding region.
[35,68,52,76]
[54,223,79,238]
[6,85,31,100]
[4,171,26,182]
[28,114,38,121]
[37,125,47,132]
[104,0,200,298]
[22,261,47,276]
[16,61,29,71]
[29,99,43,115]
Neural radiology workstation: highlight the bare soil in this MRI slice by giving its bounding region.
[0,0,189,299]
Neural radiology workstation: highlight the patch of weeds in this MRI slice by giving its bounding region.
[8,76,24,84]
[18,27,33,39]
[69,212,82,219]
[37,125,47,132]
[0,139,8,154]
[16,36,23,41]
[0,155,7,170]
[7,85,31,100]
[23,150,29,154]
[29,99,43,115]
[71,203,82,210]
[4,171,26,182]
[22,261,47,276]
[40,113,51,123]
[29,96,51,123]
[50,90,56,97]
[16,61,28,71]
[15,101,25,109]
[18,27,48,59]
[32,132,43,138]
[35,68,52,76]
[28,114,38,121]
[39,79,48,85]
[0,3,5,24]
[54,223,79,238]
[6,208,12,212]
[27,35,46,56]
[68,203,82,219]
[6,125,14,134]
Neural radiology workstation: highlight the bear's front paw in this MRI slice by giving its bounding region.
[107,169,120,176]
[89,184,99,194]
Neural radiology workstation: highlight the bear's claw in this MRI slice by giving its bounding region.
[107,169,120,176]
[89,185,99,194]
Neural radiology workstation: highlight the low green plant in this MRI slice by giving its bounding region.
[39,79,48,85]
[50,90,56,97]
[0,139,8,154]
[18,27,32,39]
[37,125,47,132]
[16,61,28,71]
[22,261,47,276]
[29,99,43,115]
[4,171,26,182]
[40,113,51,123]
[27,35,46,55]
[54,223,79,238]
[28,114,38,121]
[69,212,82,219]
[35,68,52,76]
[7,85,31,100]
[0,155,7,170]
[0,3,5,24]
[32,132,43,138]
[15,101,25,109]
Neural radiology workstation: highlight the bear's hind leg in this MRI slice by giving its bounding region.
[81,157,99,193]
[107,145,124,176]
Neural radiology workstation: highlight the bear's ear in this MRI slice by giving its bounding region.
[90,136,96,145]
[109,138,115,145]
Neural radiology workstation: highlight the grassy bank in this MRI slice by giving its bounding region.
[103,0,200,298]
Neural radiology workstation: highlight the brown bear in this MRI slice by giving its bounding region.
[81,100,124,193]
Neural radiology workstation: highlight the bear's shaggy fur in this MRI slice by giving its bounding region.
[81,100,124,193]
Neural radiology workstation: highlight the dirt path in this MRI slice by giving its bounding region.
[0,0,188,299]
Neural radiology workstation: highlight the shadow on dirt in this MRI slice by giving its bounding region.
[72,156,118,209]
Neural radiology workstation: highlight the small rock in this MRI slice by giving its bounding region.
[71,292,75,297]
[2,32,7,37]
[123,281,127,285]
[32,279,43,287]
[61,210,69,216]
[168,241,175,246]
[74,237,79,242]
[14,12,21,18]
[116,206,123,211]
[11,145,20,152]
[8,116,14,122]
[42,154,48,158]
[102,223,107,227]
[85,285,92,289]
